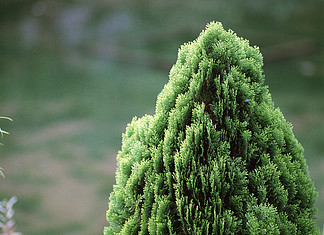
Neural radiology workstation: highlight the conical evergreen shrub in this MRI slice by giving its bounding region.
[105,22,318,234]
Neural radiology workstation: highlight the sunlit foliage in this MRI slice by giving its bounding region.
[105,22,318,234]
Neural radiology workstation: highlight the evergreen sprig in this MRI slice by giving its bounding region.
[0,196,21,235]
[105,22,318,234]
[0,116,13,178]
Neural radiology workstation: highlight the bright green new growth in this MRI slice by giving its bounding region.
[105,22,318,234]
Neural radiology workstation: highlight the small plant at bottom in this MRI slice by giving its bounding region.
[0,116,20,234]
[0,196,21,235]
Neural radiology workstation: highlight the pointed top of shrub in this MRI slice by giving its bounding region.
[156,22,264,114]
[105,22,318,234]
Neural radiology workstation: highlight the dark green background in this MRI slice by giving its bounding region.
[0,1,323,234]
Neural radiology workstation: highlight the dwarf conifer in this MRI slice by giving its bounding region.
[105,22,318,234]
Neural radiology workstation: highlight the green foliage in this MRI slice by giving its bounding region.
[105,22,319,234]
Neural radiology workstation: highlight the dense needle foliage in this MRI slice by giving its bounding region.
[105,22,318,234]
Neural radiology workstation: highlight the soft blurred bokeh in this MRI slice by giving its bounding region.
[0,0,323,234]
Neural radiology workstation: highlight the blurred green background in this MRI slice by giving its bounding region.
[0,0,323,234]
